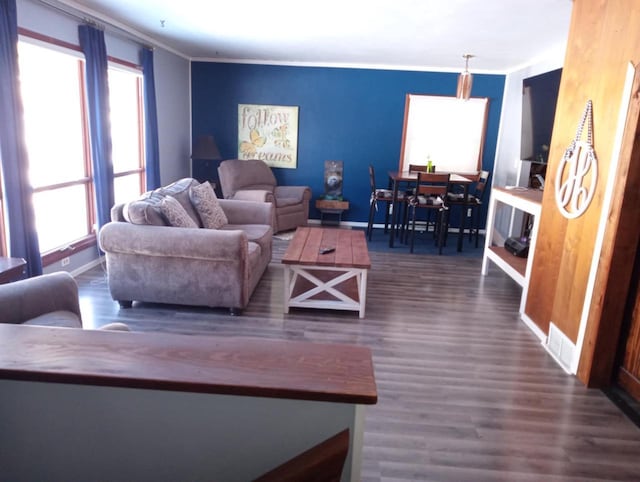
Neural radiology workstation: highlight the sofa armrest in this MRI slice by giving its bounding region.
[99,222,248,260]
[231,189,276,204]
[274,185,312,202]
[219,199,275,226]
[0,272,81,325]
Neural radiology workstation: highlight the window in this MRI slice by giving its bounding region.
[109,66,146,205]
[0,166,6,256]
[16,37,146,264]
[18,40,92,255]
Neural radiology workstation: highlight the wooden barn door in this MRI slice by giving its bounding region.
[616,240,640,401]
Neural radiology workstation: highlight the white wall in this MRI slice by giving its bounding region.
[154,47,191,184]
[1,379,364,481]
[490,52,566,241]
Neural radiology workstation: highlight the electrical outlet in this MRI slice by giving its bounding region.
[61,257,70,267]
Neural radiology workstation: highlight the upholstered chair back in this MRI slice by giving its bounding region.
[218,159,277,199]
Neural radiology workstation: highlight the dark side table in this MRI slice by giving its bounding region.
[0,257,27,284]
[315,199,349,226]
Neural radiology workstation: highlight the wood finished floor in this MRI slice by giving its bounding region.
[76,235,640,481]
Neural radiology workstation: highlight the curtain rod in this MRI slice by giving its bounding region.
[36,0,158,51]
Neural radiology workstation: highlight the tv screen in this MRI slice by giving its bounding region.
[520,68,562,163]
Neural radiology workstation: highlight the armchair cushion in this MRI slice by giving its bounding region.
[274,185,310,202]
[189,181,228,229]
[231,189,275,204]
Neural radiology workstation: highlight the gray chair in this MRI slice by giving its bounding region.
[0,272,129,330]
[218,159,311,233]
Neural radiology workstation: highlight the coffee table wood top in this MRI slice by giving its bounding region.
[282,227,371,269]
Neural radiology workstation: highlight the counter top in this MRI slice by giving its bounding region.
[0,324,377,404]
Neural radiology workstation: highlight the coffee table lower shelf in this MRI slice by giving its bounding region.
[284,264,368,318]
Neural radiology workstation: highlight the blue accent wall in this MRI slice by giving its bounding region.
[191,62,505,225]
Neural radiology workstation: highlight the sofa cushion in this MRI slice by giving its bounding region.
[23,311,82,328]
[124,198,166,226]
[223,223,272,253]
[160,196,199,228]
[189,181,228,229]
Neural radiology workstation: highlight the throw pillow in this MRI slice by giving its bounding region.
[159,195,199,228]
[189,182,228,229]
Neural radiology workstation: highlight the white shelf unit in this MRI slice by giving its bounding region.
[481,187,543,315]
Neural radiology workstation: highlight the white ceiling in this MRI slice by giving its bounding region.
[58,0,573,73]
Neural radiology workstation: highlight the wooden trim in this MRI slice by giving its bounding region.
[617,367,640,402]
[114,168,144,178]
[31,177,91,193]
[107,56,141,71]
[137,75,146,192]
[41,235,96,267]
[0,180,6,256]
[0,324,378,405]
[255,429,350,481]
[18,28,142,72]
[18,27,81,53]
[398,94,412,167]
[78,61,98,236]
[577,63,640,387]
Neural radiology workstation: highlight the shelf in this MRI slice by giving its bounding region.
[481,187,542,316]
[487,246,527,286]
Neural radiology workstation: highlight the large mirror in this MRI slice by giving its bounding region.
[399,94,489,174]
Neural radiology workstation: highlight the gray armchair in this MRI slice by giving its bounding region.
[218,159,311,233]
[0,272,128,330]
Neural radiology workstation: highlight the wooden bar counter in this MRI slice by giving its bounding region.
[0,324,377,481]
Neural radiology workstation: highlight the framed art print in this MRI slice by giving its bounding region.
[238,104,299,169]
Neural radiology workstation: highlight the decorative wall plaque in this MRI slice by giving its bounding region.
[555,100,598,219]
[238,104,299,169]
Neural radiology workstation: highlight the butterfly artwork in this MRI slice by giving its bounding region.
[239,128,267,158]
[238,104,299,168]
[271,124,291,149]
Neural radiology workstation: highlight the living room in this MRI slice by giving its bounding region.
[2,0,640,479]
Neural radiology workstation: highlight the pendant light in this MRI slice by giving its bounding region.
[456,54,474,100]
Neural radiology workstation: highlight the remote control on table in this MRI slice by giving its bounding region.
[319,247,335,254]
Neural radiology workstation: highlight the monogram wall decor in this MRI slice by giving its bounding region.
[554,100,598,219]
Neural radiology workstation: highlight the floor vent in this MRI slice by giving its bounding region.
[544,322,575,374]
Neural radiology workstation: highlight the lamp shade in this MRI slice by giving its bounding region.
[456,71,473,100]
[191,135,221,160]
[456,54,474,101]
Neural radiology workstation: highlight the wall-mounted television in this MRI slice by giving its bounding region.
[520,68,562,164]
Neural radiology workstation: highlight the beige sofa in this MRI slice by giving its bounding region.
[218,159,311,233]
[99,178,273,314]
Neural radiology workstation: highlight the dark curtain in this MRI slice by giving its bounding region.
[142,47,161,189]
[0,0,42,276]
[78,24,114,230]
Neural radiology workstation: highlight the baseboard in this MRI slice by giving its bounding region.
[310,219,485,235]
[70,256,105,277]
[519,312,547,343]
